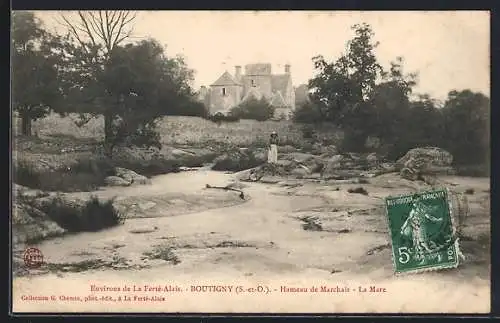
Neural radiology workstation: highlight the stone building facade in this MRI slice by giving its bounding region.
[197,63,296,120]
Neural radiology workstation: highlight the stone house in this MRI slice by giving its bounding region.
[197,63,296,120]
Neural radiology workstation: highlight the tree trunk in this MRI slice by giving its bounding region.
[103,112,114,158]
[21,115,32,136]
[104,112,113,142]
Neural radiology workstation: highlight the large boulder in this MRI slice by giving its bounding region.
[30,194,90,212]
[320,155,345,179]
[397,147,454,181]
[114,167,151,185]
[104,176,131,187]
[290,166,311,178]
[279,145,299,154]
[285,152,315,164]
[234,163,289,182]
[212,148,266,172]
[13,184,50,200]
[165,147,217,167]
[12,202,66,245]
[311,143,338,156]
[366,152,379,166]
[284,152,324,173]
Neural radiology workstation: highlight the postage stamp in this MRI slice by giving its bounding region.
[385,188,461,274]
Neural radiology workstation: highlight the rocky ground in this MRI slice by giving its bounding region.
[12,156,490,313]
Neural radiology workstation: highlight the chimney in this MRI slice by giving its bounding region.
[285,64,291,74]
[235,65,242,80]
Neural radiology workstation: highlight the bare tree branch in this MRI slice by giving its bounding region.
[112,11,137,48]
[76,11,97,47]
[59,14,88,53]
[60,10,137,57]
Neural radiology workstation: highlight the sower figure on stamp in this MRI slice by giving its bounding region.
[400,198,442,263]
[267,131,279,164]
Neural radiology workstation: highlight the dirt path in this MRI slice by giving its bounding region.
[12,171,491,313]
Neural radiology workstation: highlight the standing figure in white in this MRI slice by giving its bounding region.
[267,131,279,164]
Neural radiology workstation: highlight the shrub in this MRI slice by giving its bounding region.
[347,187,369,195]
[69,156,115,176]
[36,172,105,192]
[293,101,323,124]
[207,112,240,124]
[301,124,316,140]
[13,157,113,192]
[230,97,275,121]
[43,195,123,232]
[13,160,41,188]
[464,188,475,195]
[338,128,370,153]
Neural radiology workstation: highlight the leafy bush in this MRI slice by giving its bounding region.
[347,187,369,195]
[42,195,123,232]
[13,160,41,188]
[36,172,105,192]
[293,101,323,124]
[230,97,275,121]
[207,112,240,124]
[301,124,316,140]
[13,157,111,192]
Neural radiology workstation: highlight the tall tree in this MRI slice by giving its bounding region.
[12,11,62,136]
[441,90,490,165]
[369,57,419,156]
[82,39,199,156]
[58,10,137,139]
[308,23,383,151]
[308,23,383,123]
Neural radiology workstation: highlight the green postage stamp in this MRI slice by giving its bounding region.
[385,188,461,274]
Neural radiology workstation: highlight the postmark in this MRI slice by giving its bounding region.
[385,188,461,274]
[23,247,44,269]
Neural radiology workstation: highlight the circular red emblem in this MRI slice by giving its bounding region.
[23,247,44,269]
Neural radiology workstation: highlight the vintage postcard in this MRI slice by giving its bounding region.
[11,10,490,314]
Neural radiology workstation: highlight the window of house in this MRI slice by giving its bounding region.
[222,88,226,96]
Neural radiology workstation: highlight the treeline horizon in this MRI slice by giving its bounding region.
[12,11,490,170]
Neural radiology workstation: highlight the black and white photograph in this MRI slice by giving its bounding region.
[11,10,490,313]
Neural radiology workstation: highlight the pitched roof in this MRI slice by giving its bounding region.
[270,91,287,107]
[241,86,263,102]
[271,74,291,97]
[211,71,241,86]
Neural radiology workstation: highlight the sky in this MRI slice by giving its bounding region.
[34,10,490,101]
